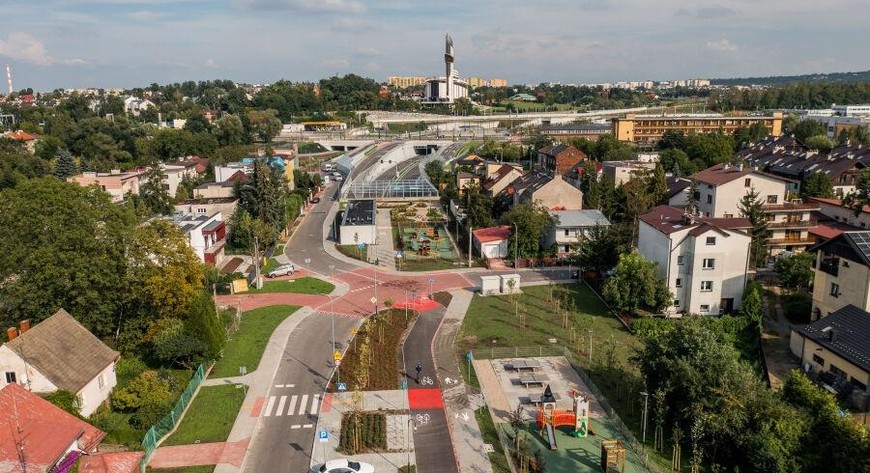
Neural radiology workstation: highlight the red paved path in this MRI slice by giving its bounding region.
[149,439,250,468]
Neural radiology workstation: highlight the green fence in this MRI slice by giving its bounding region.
[140,364,206,472]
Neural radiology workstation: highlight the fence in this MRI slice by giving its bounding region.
[140,364,207,473]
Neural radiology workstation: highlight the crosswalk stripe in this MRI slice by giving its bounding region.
[287,395,298,416]
[310,394,320,415]
[263,396,276,417]
[298,395,309,415]
[276,395,287,416]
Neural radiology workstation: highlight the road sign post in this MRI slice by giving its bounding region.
[466,351,474,381]
[333,350,342,385]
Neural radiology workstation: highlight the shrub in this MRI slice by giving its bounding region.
[112,370,172,412]
[783,292,812,324]
[44,390,82,418]
[115,356,148,381]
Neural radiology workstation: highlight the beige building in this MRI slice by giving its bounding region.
[387,76,427,88]
[790,304,869,395]
[174,197,239,221]
[601,160,656,186]
[489,79,507,87]
[69,169,145,203]
[693,163,793,218]
[481,163,524,197]
[808,231,870,320]
[639,205,752,316]
[510,173,583,211]
[612,112,783,143]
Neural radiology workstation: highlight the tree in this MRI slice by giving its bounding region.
[578,160,601,209]
[685,178,700,215]
[738,280,764,329]
[601,251,671,314]
[844,167,870,216]
[214,114,246,146]
[138,163,174,215]
[801,171,835,198]
[246,109,282,142]
[111,370,172,412]
[774,252,814,290]
[577,224,627,273]
[53,148,78,180]
[738,188,771,268]
[791,120,827,142]
[146,317,206,368]
[186,289,226,360]
[504,202,554,260]
[463,182,494,229]
[0,178,135,336]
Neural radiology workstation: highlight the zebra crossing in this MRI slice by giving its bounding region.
[262,393,321,418]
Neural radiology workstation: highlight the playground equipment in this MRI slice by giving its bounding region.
[600,440,626,473]
[536,385,592,450]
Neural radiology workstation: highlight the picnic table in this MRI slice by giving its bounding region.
[508,359,542,372]
[524,392,562,405]
[518,373,549,388]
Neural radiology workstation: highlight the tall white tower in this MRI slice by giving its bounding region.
[5,65,12,95]
[444,34,454,103]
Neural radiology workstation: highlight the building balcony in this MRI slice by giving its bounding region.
[767,219,816,229]
[818,260,839,277]
[767,237,815,246]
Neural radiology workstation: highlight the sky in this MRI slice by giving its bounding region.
[0,0,868,91]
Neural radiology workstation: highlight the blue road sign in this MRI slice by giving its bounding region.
[358,243,365,250]
[466,351,474,361]
[338,382,347,391]
[319,429,329,442]
[401,379,408,390]
[428,277,434,284]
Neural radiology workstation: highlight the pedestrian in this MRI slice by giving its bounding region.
[415,363,422,384]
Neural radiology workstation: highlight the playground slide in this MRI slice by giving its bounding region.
[545,424,558,450]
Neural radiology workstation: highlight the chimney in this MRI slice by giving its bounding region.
[737,163,744,172]
[6,327,18,342]
[18,320,30,333]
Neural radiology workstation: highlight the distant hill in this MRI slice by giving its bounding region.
[712,69,870,87]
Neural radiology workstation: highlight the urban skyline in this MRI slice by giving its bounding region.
[0,0,868,91]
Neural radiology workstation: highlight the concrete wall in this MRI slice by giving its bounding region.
[340,224,377,245]
[77,361,117,417]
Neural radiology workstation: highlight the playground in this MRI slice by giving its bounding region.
[391,203,461,269]
[475,356,648,473]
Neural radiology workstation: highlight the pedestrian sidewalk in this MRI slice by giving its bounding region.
[202,307,315,473]
[375,209,397,271]
[433,289,493,473]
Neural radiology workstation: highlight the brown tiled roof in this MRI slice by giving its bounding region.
[808,196,870,214]
[693,162,793,186]
[0,384,104,472]
[5,309,119,393]
[640,205,750,236]
[473,225,511,243]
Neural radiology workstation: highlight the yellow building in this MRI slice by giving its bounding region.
[611,112,783,143]
[467,77,487,88]
[387,76,427,88]
[489,78,507,87]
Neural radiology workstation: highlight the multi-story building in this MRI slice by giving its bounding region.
[611,112,783,143]
[601,160,656,186]
[168,212,227,265]
[639,205,752,316]
[509,173,583,211]
[808,231,870,320]
[387,76,427,88]
[763,201,820,254]
[544,209,610,257]
[540,124,610,142]
[489,79,508,87]
[69,169,145,203]
[535,144,587,177]
[693,163,793,218]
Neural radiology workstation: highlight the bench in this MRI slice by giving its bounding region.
[518,374,549,388]
[523,392,562,405]
[507,359,543,372]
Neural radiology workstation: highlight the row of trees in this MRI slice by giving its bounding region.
[708,82,870,111]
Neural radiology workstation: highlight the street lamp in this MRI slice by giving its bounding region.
[513,222,519,269]
[329,265,336,351]
[407,418,417,472]
[640,390,650,445]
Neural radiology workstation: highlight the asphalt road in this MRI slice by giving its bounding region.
[285,181,357,276]
[244,313,359,473]
[403,307,459,473]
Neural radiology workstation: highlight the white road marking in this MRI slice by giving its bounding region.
[263,396,276,417]
[298,395,309,415]
[274,384,284,388]
[310,394,320,415]
[303,424,314,428]
[276,395,287,416]
[291,425,301,429]
[287,395,299,416]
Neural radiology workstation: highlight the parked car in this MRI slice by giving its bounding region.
[265,264,294,278]
[315,459,374,473]
[311,197,321,204]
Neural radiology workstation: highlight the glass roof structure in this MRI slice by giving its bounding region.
[346,178,439,200]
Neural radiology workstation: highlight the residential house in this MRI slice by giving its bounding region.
[0,310,120,417]
[807,231,870,320]
[169,212,227,265]
[69,169,145,203]
[543,210,611,257]
[0,383,105,473]
[480,163,524,197]
[472,226,511,259]
[194,181,237,199]
[638,205,752,316]
[452,154,485,173]
[763,201,821,255]
[456,172,480,194]
[563,160,602,191]
[601,160,656,186]
[535,144,587,178]
[510,173,584,211]
[666,176,693,208]
[174,197,238,221]
[123,96,155,116]
[789,305,870,396]
[2,130,38,153]
[807,196,870,229]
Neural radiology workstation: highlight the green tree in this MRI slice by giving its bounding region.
[146,318,207,368]
[214,114,246,146]
[186,290,226,360]
[44,390,82,418]
[463,182,494,228]
[138,163,174,215]
[844,167,870,216]
[577,224,627,273]
[246,109,282,142]
[774,252,815,290]
[738,280,764,329]
[791,120,827,142]
[504,202,554,260]
[800,171,835,198]
[738,188,771,268]
[111,370,172,412]
[601,250,671,314]
[53,148,78,180]
[804,134,835,152]
[578,160,601,209]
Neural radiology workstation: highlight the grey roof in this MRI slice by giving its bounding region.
[550,209,610,228]
[807,230,870,266]
[5,309,119,393]
[797,304,870,373]
[341,199,376,226]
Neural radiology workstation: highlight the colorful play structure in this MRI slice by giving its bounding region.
[535,385,591,450]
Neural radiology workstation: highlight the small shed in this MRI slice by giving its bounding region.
[500,274,521,294]
[480,275,501,296]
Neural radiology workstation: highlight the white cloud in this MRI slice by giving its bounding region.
[322,58,349,69]
[357,47,380,57]
[0,33,54,65]
[205,58,219,68]
[243,0,365,13]
[706,39,738,52]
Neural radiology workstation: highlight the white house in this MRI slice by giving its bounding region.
[339,200,378,245]
[544,210,611,257]
[638,205,752,316]
[693,162,793,218]
[168,212,227,265]
[472,226,511,259]
[0,310,120,417]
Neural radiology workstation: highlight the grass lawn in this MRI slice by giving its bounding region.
[336,244,367,262]
[397,258,460,272]
[246,277,334,294]
[148,467,215,473]
[475,406,512,473]
[262,257,280,273]
[163,384,246,446]
[210,305,300,378]
[329,308,415,392]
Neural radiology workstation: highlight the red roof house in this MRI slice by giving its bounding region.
[0,383,104,473]
[472,226,511,259]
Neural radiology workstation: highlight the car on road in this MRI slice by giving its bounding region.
[265,264,294,278]
[311,197,321,204]
[333,174,343,181]
[315,459,374,473]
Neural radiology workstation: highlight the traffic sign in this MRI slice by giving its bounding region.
[358,243,365,250]
[335,360,341,367]
[319,429,329,442]
[401,379,408,390]
[338,382,347,391]
[466,351,474,361]
[333,351,342,361]
[428,277,434,284]
[370,297,377,305]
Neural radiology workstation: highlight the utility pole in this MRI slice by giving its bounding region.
[253,236,262,289]
[641,390,650,445]
[468,223,472,268]
[513,222,519,269]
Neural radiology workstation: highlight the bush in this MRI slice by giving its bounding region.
[115,356,148,381]
[112,370,172,412]
[784,292,812,323]
[44,390,82,418]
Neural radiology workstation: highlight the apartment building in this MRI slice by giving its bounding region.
[69,169,145,203]
[612,112,783,143]
[808,231,870,320]
[638,205,752,316]
[535,144,588,177]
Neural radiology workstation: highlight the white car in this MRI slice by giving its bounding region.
[315,459,374,473]
[265,264,294,278]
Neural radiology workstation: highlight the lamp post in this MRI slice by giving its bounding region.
[407,418,417,472]
[329,265,336,351]
[513,222,519,269]
[641,390,650,445]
